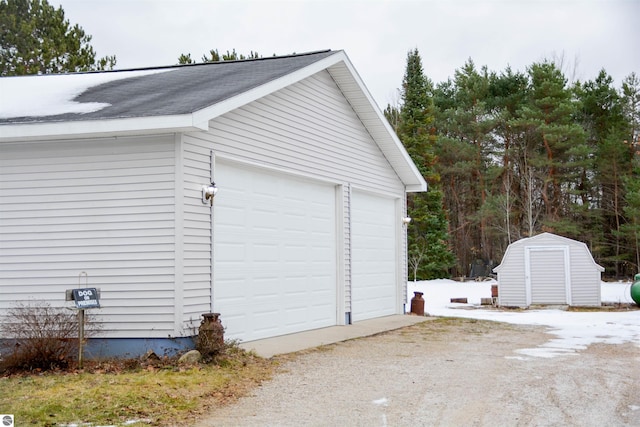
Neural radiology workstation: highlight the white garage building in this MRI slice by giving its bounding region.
[493,233,604,307]
[0,50,426,356]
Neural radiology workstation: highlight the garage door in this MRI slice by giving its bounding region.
[213,162,337,341]
[351,191,397,321]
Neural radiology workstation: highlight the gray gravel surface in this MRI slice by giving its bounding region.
[195,318,640,427]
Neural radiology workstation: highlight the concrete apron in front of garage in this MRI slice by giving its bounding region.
[239,315,431,358]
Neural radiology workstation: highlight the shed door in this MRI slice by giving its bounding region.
[525,246,571,305]
[351,191,397,321]
[213,162,337,342]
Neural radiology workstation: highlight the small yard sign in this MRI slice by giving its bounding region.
[71,288,100,309]
[66,272,100,369]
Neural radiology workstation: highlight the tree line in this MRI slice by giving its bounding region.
[388,49,640,280]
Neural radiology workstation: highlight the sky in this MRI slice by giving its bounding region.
[54,0,639,110]
[408,279,639,359]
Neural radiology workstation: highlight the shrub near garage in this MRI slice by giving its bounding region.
[0,301,99,373]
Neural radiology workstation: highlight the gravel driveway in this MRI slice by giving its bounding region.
[195,318,640,427]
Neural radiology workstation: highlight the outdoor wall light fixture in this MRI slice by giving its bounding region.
[202,182,218,206]
[402,217,412,225]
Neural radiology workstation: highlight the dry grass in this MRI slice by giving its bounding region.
[0,344,275,426]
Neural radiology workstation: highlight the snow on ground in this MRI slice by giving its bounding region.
[407,279,640,359]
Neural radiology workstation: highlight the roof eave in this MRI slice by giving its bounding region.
[0,114,208,142]
[406,183,428,192]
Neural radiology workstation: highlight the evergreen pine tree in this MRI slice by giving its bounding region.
[620,73,640,273]
[434,60,497,274]
[516,61,590,237]
[177,48,263,64]
[395,49,455,279]
[0,0,115,75]
[619,153,640,274]
[577,70,632,275]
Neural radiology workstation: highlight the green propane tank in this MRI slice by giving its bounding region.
[631,274,640,306]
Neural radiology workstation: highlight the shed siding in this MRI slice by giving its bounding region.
[569,248,601,306]
[0,136,177,338]
[496,244,528,307]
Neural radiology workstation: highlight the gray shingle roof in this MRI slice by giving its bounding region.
[1,50,336,124]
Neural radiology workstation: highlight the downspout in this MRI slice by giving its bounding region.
[174,134,185,336]
[209,150,216,313]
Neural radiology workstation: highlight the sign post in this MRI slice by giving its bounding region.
[66,272,100,369]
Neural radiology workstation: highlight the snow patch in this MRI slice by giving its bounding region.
[372,397,388,406]
[0,69,173,119]
[408,279,640,359]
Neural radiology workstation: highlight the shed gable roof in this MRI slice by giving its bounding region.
[493,232,604,272]
[0,50,426,191]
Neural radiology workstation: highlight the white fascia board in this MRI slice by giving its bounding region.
[0,114,208,142]
[406,183,428,193]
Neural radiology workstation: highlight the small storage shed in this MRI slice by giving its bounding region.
[493,233,604,307]
[0,50,427,357]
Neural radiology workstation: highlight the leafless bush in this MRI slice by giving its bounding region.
[0,301,98,372]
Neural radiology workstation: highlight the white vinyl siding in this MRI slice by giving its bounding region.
[185,70,404,196]
[495,244,528,307]
[181,137,215,331]
[0,135,177,338]
[570,248,602,306]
